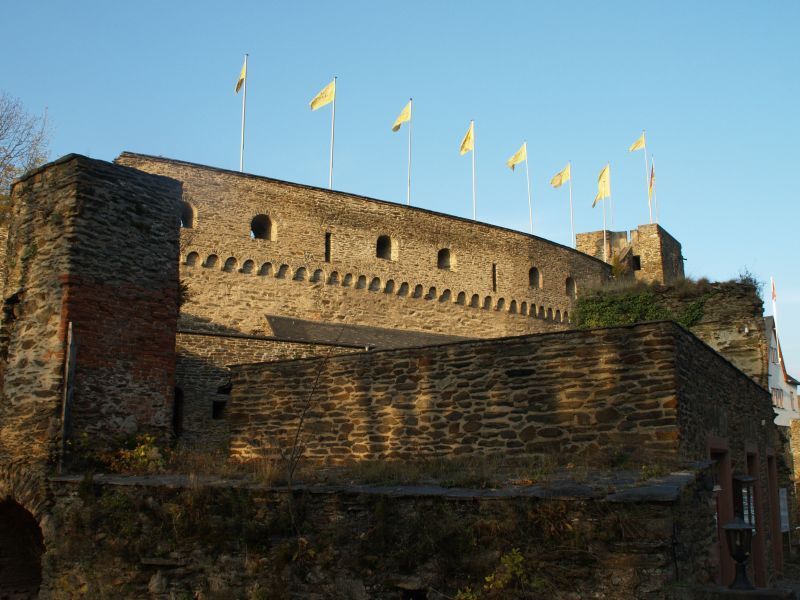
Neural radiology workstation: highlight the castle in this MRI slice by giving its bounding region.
[0,152,790,598]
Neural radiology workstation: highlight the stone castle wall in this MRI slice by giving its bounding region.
[116,152,610,339]
[176,331,357,446]
[41,473,717,599]
[0,155,182,467]
[227,321,770,464]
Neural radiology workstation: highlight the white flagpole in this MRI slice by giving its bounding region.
[568,161,575,247]
[471,120,476,220]
[602,198,607,263]
[643,130,651,223]
[407,98,412,206]
[652,156,660,223]
[239,54,248,172]
[524,143,533,234]
[329,76,337,189]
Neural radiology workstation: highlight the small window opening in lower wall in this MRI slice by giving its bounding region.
[212,400,227,420]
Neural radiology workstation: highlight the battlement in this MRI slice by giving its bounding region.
[576,223,685,284]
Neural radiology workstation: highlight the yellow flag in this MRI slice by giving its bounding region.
[392,100,412,132]
[506,142,527,171]
[310,79,336,111]
[550,163,571,188]
[592,164,610,207]
[460,121,474,155]
[235,59,247,94]
[629,132,646,152]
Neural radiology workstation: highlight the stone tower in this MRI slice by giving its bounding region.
[576,223,684,284]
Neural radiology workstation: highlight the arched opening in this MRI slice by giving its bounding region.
[566,277,577,299]
[555,309,562,322]
[185,252,199,267]
[343,273,354,287]
[437,248,453,270]
[369,277,381,291]
[376,235,396,260]
[520,301,528,315]
[563,310,569,323]
[250,214,273,240]
[223,257,237,272]
[398,282,409,297]
[180,201,195,229]
[439,289,451,302]
[509,300,518,314]
[258,262,273,277]
[496,298,506,311]
[483,296,492,309]
[240,259,254,274]
[276,264,289,279]
[412,284,424,298]
[425,286,437,300]
[356,275,367,289]
[547,307,554,320]
[469,294,480,308]
[529,267,541,289]
[204,254,218,268]
[311,269,323,282]
[538,306,545,319]
[293,267,307,281]
[456,292,466,305]
[384,280,396,294]
[328,271,340,285]
[0,499,44,597]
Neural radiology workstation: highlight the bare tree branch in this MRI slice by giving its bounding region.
[0,91,50,195]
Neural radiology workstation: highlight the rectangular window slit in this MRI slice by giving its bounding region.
[325,232,332,263]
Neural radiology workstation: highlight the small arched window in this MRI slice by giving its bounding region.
[398,282,410,297]
[241,260,254,274]
[250,214,273,240]
[529,267,541,289]
[223,257,237,272]
[566,277,577,299]
[204,254,218,269]
[437,248,453,270]
[180,202,196,229]
[185,252,199,266]
[376,235,395,260]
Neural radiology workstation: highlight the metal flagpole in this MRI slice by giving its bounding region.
[643,130,651,223]
[329,76,337,189]
[524,143,533,234]
[568,161,575,247]
[239,54,248,172]
[407,99,412,206]
[471,120,476,220]
[772,276,781,357]
[652,156,660,223]
[602,198,607,263]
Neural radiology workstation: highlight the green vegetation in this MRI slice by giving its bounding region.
[571,275,763,330]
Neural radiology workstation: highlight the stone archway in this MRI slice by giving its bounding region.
[0,498,44,598]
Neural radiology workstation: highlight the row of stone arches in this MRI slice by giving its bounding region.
[184,252,572,323]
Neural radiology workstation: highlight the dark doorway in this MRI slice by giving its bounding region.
[0,499,44,598]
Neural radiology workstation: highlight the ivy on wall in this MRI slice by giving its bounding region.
[573,283,713,330]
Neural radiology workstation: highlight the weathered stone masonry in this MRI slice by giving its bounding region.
[0,155,182,468]
[116,152,611,339]
[228,321,774,466]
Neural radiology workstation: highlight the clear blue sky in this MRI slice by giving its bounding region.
[5,1,799,370]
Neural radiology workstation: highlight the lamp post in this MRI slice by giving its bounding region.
[722,473,756,590]
[723,517,755,590]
